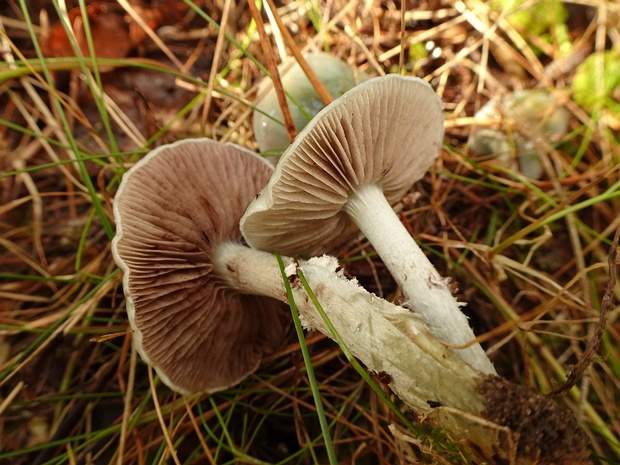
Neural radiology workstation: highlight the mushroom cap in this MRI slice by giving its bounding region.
[112,138,288,394]
[241,74,445,256]
[253,51,369,155]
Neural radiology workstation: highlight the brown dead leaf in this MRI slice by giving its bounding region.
[40,3,164,59]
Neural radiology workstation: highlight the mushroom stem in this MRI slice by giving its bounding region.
[212,246,590,464]
[343,183,496,374]
[213,241,485,412]
[213,241,288,300]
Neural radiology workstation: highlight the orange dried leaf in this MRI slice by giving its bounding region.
[40,3,165,59]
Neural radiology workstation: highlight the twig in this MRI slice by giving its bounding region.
[263,0,334,106]
[247,0,297,143]
[547,225,620,397]
[149,366,182,465]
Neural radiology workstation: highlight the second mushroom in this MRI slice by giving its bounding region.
[241,74,496,374]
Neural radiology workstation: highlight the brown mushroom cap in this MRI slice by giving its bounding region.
[241,74,445,255]
[112,138,288,394]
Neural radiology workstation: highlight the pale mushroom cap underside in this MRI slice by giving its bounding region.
[241,74,445,256]
[112,138,288,394]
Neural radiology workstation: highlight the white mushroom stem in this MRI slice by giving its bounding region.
[207,244,591,463]
[343,183,496,374]
[213,241,288,301]
[213,241,485,414]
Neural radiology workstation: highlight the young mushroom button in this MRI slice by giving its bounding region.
[253,51,368,157]
[240,75,496,374]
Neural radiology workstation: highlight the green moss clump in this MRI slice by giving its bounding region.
[490,0,567,36]
[571,50,620,128]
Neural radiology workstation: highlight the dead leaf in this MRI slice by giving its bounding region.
[40,3,164,59]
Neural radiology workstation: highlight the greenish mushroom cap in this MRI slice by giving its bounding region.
[253,52,368,157]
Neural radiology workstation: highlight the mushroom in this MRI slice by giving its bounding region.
[240,75,496,374]
[112,137,463,394]
[470,90,570,179]
[253,51,368,157]
[111,139,590,464]
[112,138,290,393]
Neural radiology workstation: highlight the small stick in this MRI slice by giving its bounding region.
[547,225,620,397]
[263,0,334,106]
[200,0,232,134]
[247,0,297,143]
[398,0,406,74]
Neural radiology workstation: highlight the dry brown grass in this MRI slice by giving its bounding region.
[1,0,619,463]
